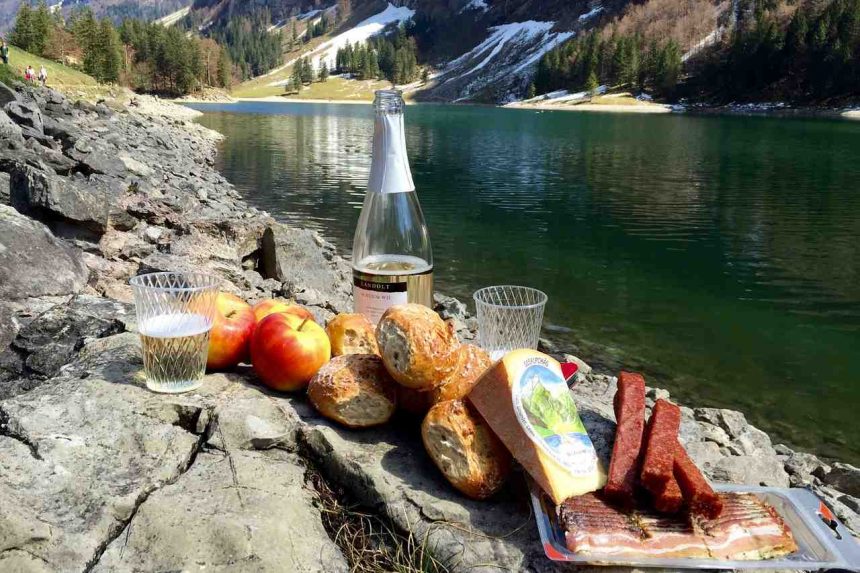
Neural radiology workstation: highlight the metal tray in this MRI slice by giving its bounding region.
[531,483,860,570]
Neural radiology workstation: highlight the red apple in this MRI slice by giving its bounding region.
[207,293,256,370]
[252,299,315,324]
[251,312,331,392]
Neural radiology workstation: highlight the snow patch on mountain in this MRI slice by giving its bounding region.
[683,29,721,61]
[434,21,573,102]
[158,6,190,27]
[266,3,414,82]
[459,0,488,13]
[578,6,604,21]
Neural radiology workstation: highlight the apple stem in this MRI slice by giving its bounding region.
[299,317,310,331]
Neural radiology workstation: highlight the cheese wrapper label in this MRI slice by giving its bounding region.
[512,357,598,477]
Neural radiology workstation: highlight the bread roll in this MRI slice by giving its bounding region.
[376,304,459,391]
[396,345,492,417]
[307,354,397,428]
[429,344,492,404]
[422,399,512,500]
[326,313,380,356]
[396,385,432,416]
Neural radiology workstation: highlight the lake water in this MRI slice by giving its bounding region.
[190,101,860,463]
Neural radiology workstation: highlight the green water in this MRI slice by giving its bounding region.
[191,101,860,463]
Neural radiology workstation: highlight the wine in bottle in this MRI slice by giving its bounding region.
[352,89,433,324]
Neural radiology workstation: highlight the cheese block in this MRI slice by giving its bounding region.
[468,349,606,504]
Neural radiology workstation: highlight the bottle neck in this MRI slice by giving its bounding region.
[368,107,415,195]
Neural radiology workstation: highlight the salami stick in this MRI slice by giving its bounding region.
[674,442,723,518]
[653,474,684,514]
[640,399,681,495]
[604,372,646,508]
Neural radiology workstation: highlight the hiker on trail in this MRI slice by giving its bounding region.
[25,65,34,83]
[1,41,9,66]
[38,64,47,87]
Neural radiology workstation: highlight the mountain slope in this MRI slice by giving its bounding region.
[0,0,192,32]
[205,0,856,104]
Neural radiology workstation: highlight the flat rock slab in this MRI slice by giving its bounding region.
[0,334,346,572]
[94,449,346,572]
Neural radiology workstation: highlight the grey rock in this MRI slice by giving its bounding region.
[434,292,468,320]
[10,166,111,233]
[41,115,82,149]
[0,109,23,143]
[821,463,860,497]
[4,100,43,133]
[784,451,829,481]
[93,449,348,573]
[0,81,18,107]
[143,224,167,243]
[694,407,748,438]
[260,224,351,313]
[0,205,88,300]
[65,137,122,176]
[0,171,9,205]
[118,153,154,178]
[711,454,790,487]
[0,302,18,351]
[12,295,130,377]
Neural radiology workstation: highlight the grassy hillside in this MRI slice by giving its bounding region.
[3,45,99,89]
[233,75,397,101]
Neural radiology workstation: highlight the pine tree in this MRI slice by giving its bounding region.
[218,47,232,88]
[99,18,123,83]
[319,60,329,82]
[585,70,599,94]
[10,4,35,52]
[300,56,313,84]
[527,82,536,99]
[290,20,298,49]
[31,1,52,55]
[291,60,303,91]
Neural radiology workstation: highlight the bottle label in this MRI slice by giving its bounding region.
[354,275,408,324]
[511,356,598,477]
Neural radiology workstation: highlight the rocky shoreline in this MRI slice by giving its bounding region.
[0,81,858,571]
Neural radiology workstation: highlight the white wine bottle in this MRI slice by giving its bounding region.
[352,89,433,324]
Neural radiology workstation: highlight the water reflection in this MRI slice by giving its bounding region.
[193,102,860,462]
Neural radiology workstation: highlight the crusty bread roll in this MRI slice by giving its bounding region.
[429,344,492,404]
[396,385,432,416]
[395,345,492,417]
[376,304,459,391]
[422,399,512,500]
[326,313,380,356]
[307,354,397,428]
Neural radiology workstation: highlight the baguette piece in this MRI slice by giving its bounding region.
[422,399,511,500]
[376,304,459,390]
[326,313,380,356]
[469,349,606,504]
[308,354,397,428]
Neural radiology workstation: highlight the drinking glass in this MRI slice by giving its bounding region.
[473,285,548,361]
[129,271,220,394]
